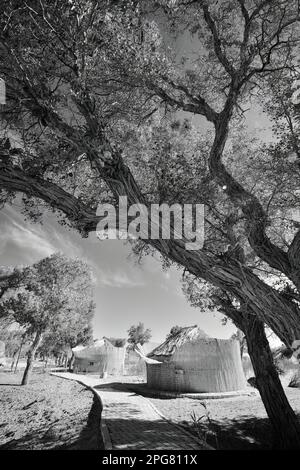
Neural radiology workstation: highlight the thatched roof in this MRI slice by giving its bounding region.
[72,337,127,359]
[148,326,210,358]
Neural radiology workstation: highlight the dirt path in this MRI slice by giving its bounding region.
[52,372,210,450]
[0,370,103,450]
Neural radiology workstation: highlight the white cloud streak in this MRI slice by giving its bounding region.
[96,268,145,288]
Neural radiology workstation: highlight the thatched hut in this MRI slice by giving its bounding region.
[72,337,126,377]
[125,342,159,376]
[144,326,247,393]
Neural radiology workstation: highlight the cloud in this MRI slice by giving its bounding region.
[9,220,55,256]
[47,223,83,258]
[97,268,145,288]
[0,215,55,262]
[0,205,84,264]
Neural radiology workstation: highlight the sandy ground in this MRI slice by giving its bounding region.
[143,387,300,449]
[2,369,300,450]
[0,370,103,450]
[98,376,300,449]
[62,374,300,449]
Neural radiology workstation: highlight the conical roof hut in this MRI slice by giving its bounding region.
[72,337,127,377]
[149,326,209,361]
[146,326,247,393]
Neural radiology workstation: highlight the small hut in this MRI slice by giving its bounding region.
[72,337,126,377]
[125,342,159,376]
[144,326,247,393]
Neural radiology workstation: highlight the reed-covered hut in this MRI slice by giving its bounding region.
[145,326,247,393]
[72,337,126,377]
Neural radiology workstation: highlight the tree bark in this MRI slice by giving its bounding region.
[13,337,24,374]
[217,297,300,449]
[21,330,42,386]
[244,317,300,449]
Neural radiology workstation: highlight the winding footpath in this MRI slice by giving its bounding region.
[51,372,210,451]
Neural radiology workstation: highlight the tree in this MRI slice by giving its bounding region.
[37,307,94,368]
[166,325,184,341]
[0,0,300,446]
[0,326,28,370]
[0,253,95,384]
[0,0,299,344]
[108,338,127,347]
[0,267,15,301]
[127,322,152,348]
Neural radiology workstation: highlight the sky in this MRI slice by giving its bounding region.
[0,204,237,344]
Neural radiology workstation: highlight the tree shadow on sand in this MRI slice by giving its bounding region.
[0,396,104,450]
[181,413,300,450]
[59,395,104,450]
[88,416,206,450]
[94,382,179,399]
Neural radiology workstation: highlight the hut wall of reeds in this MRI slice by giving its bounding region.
[146,327,247,393]
[72,337,126,376]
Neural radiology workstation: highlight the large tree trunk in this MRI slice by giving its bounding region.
[218,297,300,449]
[244,317,300,449]
[21,330,42,386]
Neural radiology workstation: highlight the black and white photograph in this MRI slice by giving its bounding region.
[1,0,300,456]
